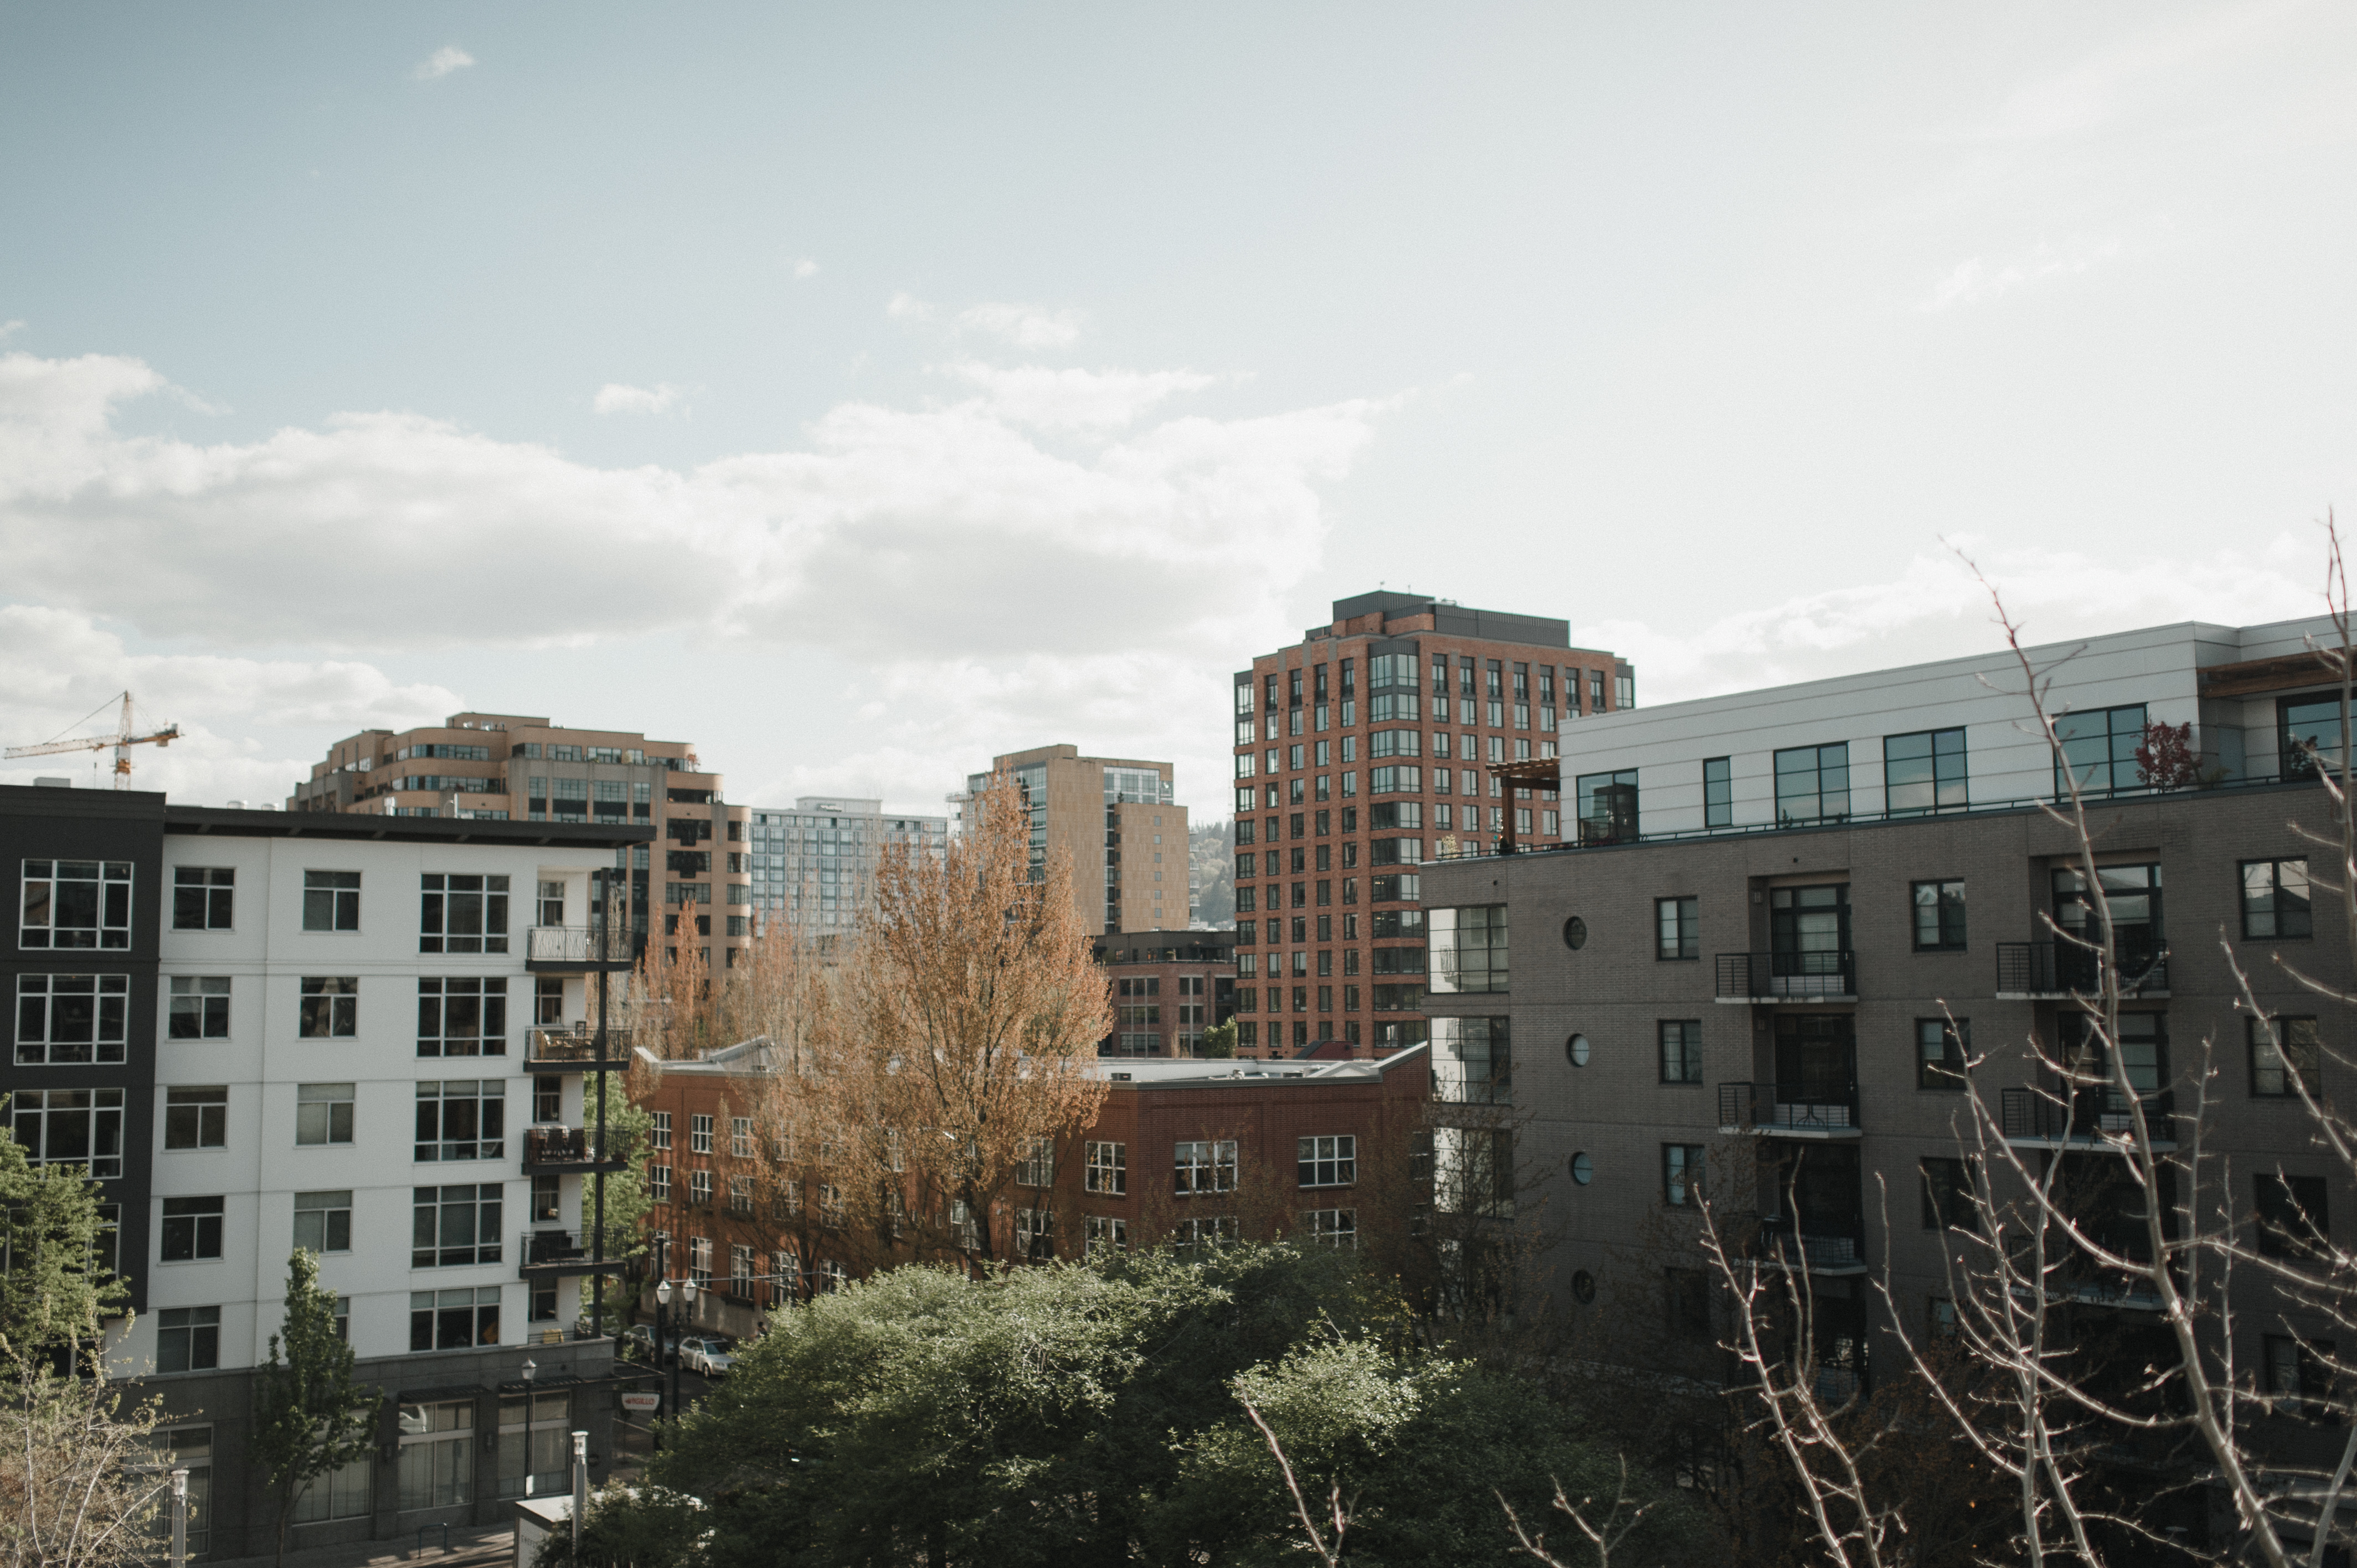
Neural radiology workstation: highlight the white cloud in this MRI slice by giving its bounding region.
[414,46,475,81]
[956,301,1083,350]
[1921,239,2122,312]
[0,346,1381,666]
[944,362,1217,432]
[790,258,819,280]
[0,321,22,341]
[592,381,685,416]
[1582,533,2320,708]
[886,292,934,321]
[0,605,463,806]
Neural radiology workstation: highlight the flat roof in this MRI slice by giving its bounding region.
[164,804,652,848]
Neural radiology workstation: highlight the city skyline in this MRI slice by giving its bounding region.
[3,4,2350,819]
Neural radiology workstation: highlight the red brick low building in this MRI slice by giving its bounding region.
[630,1040,1432,1337]
[1093,927,1238,1057]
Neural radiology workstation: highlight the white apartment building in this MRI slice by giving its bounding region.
[745,797,947,936]
[1,793,648,1555]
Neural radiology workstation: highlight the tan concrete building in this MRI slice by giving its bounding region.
[958,745,1190,935]
[286,713,753,969]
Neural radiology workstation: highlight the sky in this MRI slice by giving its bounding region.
[1,3,2351,817]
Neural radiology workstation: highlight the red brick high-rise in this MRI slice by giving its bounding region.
[1231,592,1629,1056]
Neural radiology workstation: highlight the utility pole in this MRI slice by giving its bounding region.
[167,1468,188,1568]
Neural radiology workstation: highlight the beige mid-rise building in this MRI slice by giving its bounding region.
[956,745,1190,935]
[286,712,753,970]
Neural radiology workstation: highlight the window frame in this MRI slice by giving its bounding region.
[1084,1141,1127,1195]
[2250,1017,2323,1099]
[1655,896,1699,961]
[299,977,358,1039]
[1658,1019,1704,1085]
[172,867,235,932]
[1772,743,1850,826]
[17,973,131,1063]
[1662,1143,1704,1208]
[1296,1134,1357,1189]
[294,1189,354,1255]
[302,870,361,933]
[1883,727,1967,816]
[1910,879,1967,952]
[1916,1017,1969,1090]
[160,1195,225,1262]
[2053,704,2148,796]
[163,1086,229,1151]
[2240,858,2314,941]
[19,859,133,951]
[1701,757,1731,828]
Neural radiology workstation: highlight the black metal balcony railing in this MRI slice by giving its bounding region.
[1718,1081,1860,1134]
[519,1229,629,1276]
[2000,1086,2176,1143]
[526,925,640,971]
[522,1126,629,1169]
[525,1029,629,1068]
[1755,1224,1866,1272]
[1716,950,1856,1000]
[1994,940,2169,997]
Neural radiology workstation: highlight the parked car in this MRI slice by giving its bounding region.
[622,1324,682,1364]
[680,1336,735,1377]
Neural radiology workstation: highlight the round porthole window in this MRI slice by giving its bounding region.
[1572,1270,1596,1305]
[1565,1032,1590,1067]
[1569,1152,1593,1185]
[1562,916,1588,950]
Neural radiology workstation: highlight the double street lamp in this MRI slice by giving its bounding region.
[652,1257,699,1428]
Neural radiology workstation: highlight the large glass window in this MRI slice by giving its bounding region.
[2054,704,2147,795]
[497,1392,571,1499]
[1432,1016,1510,1104]
[156,1309,220,1373]
[1429,905,1507,992]
[1702,757,1731,828]
[1773,744,1850,824]
[2052,864,2163,982]
[10,1088,123,1177]
[415,1081,505,1162]
[295,1189,353,1255]
[1174,1139,1237,1196]
[19,859,132,950]
[17,973,129,1062]
[1884,728,1966,814]
[2281,693,2345,780]
[150,1427,213,1550]
[164,1086,228,1149]
[168,976,230,1040]
[417,978,508,1057]
[420,874,510,954]
[2241,859,2313,940]
[173,867,235,931]
[1296,1136,1356,1188]
[292,1453,373,1524]
[302,870,361,932]
[1084,1142,1126,1195]
[397,1400,476,1509]
[300,977,358,1039]
[297,1082,355,1145]
[160,1196,224,1262]
[411,1185,503,1268]
[1574,769,1638,844]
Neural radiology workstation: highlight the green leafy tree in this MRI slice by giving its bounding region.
[1197,1021,1239,1059]
[0,1096,127,1360]
[252,1251,378,1568]
[582,1093,656,1334]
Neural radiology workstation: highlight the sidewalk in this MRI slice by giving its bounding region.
[204,1521,513,1568]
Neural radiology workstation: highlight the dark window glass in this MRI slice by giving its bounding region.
[1702,757,1731,828]
[1911,880,1967,950]
[1773,744,1849,824]
[172,867,235,931]
[300,977,358,1039]
[1659,1020,1703,1084]
[2281,693,2345,780]
[1916,1018,1968,1090]
[302,871,361,932]
[2241,859,2313,940]
[2054,705,2147,796]
[2256,1174,2329,1263]
[2251,1017,2322,1098]
[1885,728,1967,814]
[1920,1157,1978,1231]
[161,1196,225,1262]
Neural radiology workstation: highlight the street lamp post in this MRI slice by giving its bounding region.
[167,1468,187,1568]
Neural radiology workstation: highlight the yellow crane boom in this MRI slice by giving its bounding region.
[6,690,179,788]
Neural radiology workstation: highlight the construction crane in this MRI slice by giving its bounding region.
[7,691,181,788]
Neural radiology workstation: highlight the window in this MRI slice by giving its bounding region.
[1702,757,1731,828]
[1016,1138,1055,1187]
[728,1175,752,1215]
[2280,693,2345,780]
[689,1169,714,1208]
[173,867,235,930]
[650,1111,671,1151]
[1574,769,1638,844]
[1297,1135,1357,1188]
[1663,1144,1704,1207]
[1659,1020,1704,1085]
[2263,1334,2337,1421]
[1773,744,1849,824]
[1175,1139,1238,1195]
[161,974,233,1041]
[1920,1158,1978,1231]
[1016,1207,1056,1261]
[531,1173,559,1221]
[17,973,129,1062]
[159,1196,224,1262]
[1174,1215,1238,1249]
[302,870,361,932]
[19,859,132,950]
[417,977,508,1056]
[2242,859,2313,940]
[295,1445,374,1525]
[414,1080,505,1162]
[2256,1174,2329,1263]
[1885,728,1967,814]
[1432,1016,1510,1104]
[1301,1209,1356,1249]
[1084,1215,1128,1258]
[2054,704,2147,795]
[1916,1018,1969,1090]
[294,1189,353,1254]
[732,1117,753,1158]
[818,1184,845,1227]
[156,1307,221,1372]
[1665,1268,1710,1340]
[1429,904,1507,992]
[533,1074,561,1122]
[164,1086,228,1149]
[690,1113,713,1154]
[649,1164,671,1203]
[420,873,510,953]
[397,1399,478,1510]
[411,1185,503,1267]
[497,1392,572,1500]
[300,977,357,1038]
[2251,1017,2322,1098]
[1911,880,1966,951]
[297,1082,354,1145]
[1085,1142,1127,1195]
[10,1088,124,1177]
[1655,896,1698,960]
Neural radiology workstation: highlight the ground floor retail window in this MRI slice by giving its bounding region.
[498,1392,572,1498]
[398,1400,475,1512]
[294,1453,374,1524]
[148,1426,212,1556]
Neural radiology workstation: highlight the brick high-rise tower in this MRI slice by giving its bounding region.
[958,745,1190,935]
[1231,592,1630,1056]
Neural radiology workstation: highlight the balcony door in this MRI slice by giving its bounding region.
[2052,865,2163,987]
[2059,1011,2168,1130]
[1769,1143,1863,1244]
[1773,1014,1855,1124]
[1769,884,1850,994]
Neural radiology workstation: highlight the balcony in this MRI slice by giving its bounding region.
[518,1229,629,1280]
[526,925,640,973]
[522,1126,631,1173]
[1994,941,2169,1000]
[526,1028,630,1071]
[1999,1086,2177,1151]
[1753,1223,1868,1276]
[1717,1081,1861,1138]
[1715,951,1856,1003]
